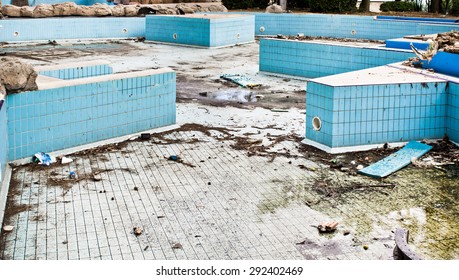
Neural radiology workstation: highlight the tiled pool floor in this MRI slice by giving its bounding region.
[1,39,459,260]
[1,103,458,260]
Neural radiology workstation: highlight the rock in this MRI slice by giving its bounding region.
[124,5,140,17]
[176,3,195,14]
[156,7,177,15]
[53,2,78,16]
[75,5,96,17]
[171,242,182,249]
[208,4,228,12]
[33,4,55,18]
[133,227,142,236]
[3,225,14,232]
[0,58,38,94]
[356,165,364,170]
[93,3,112,17]
[111,4,126,17]
[2,5,22,17]
[20,6,34,17]
[266,4,284,13]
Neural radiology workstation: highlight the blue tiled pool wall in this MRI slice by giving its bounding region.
[39,64,113,80]
[146,15,255,47]
[0,17,145,42]
[306,81,450,148]
[253,14,457,40]
[447,82,459,144]
[146,16,211,47]
[6,71,176,160]
[259,39,413,78]
[209,16,255,47]
[0,99,8,183]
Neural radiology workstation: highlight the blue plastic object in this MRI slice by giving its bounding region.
[422,51,459,78]
[358,141,432,178]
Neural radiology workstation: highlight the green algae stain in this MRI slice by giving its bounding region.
[257,166,459,259]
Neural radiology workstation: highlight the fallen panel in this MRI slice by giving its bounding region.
[358,141,432,178]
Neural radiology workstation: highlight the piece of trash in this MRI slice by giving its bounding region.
[93,173,102,181]
[343,230,351,236]
[3,225,14,232]
[144,246,149,251]
[133,186,139,191]
[140,133,151,140]
[111,197,115,201]
[220,74,261,89]
[356,165,364,170]
[69,171,76,179]
[61,157,73,164]
[350,160,356,165]
[317,221,339,233]
[363,245,369,250]
[32,152,56,166]
[359,141,433,178]
[133,227,143,236]
[168,155,179,161]
[271,108,289,112]
[172,242,183,249]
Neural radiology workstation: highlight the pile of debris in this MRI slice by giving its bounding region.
[0,2,228,18]
[435,31,459,54]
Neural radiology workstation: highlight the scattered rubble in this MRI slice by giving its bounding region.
[317,221,339,233]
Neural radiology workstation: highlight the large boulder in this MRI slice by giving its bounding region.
[124,5,140,16]
[2,5,22,17]
[93,3,112,16]
[53,2,78,16]
[266,4,284,13]
[20,6,34,17]
[156,7,177,15]
[0,58,38,94]
[176,3,196,14]
[111,4,126,16]
[75,5,96,16]
[33,4,55,18]
[208,4,228,12]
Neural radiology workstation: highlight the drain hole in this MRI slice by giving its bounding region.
[351,30,356,35]
[259,26,265,33]
[173,33,178,40]
[236,33,240,39]
[122,28,128,33]
[13,31,19,37]
[312,117,322,131]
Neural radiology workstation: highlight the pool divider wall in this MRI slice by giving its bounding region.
[0,99,8,184]
[254,13,457,40]
[36,60,113,80]
[145,14,255,48]
[305,66,451,153]
[259,38,413,79]
[0,17,145,42]
[6,68,176,161]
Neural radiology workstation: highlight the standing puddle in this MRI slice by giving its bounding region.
[211,89,257,103]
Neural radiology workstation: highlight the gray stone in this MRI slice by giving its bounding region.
[20,6,34,17]
[93,3,112,17]
[266,4,284,13]
[208,4,228,12]
[176,3,196,14]
[111,4,126,17]
[0,58,38,94]
[2,5,22,17]
[75,5,96,17]
[33,4,55,18]
[124,5,140,17]
[53,2,78,16]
